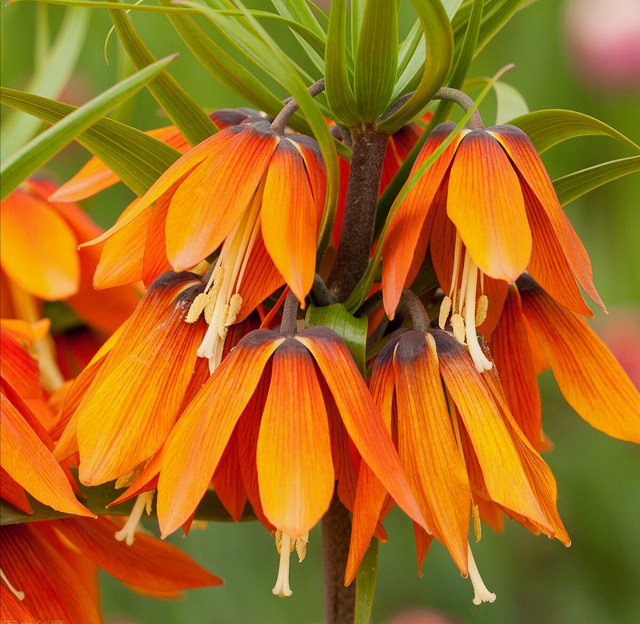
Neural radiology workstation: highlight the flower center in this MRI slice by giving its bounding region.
[186,178,265,373]
[272,529,309,598]
[114,490,154,546]
[0,568,25,601]
[439,231,492,373]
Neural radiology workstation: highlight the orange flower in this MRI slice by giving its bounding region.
[121,326,425,596]
[81,117,326,370]
[347,327,569,604]
[1,515,222,623]
[0,178,140,334]
[0,320,92,518]
[492,274,640,449]
[382,122,604,372]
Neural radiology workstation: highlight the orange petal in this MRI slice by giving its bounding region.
[413,523,434,578]
[1,189,79,300]
[1,392,93,517]
[295,327,427,531]
[475,497,504,534]
[257,338,334,537]
[289,134,327,227]
[261,139,317,303]
[166,123,279,271]
[447,129,531,282]
[491,285,542,449]
[76,286,207,485]
[489,125,604,310]
[0,466,33,514]
[522,183,593,317]
[142,193,173,287]
[518,274,640,443]
[81,127,243,248]
[432,329,549,529]
[212,428,248,522]
[383,123,466,317]
[394,331,470,574]
[54,516,223,591]
[157,330,283,537]
[0,325,41,398]
[2,523,101,624]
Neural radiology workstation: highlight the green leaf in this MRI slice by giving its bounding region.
[354,0,398,121]
[346,64,511,312]
[0,88,182,197]
[305,303,368,376]
[509,109,640,154]
[351,0,365,54]
[0,55,177,202]
[1,7,90,160]
[354,537,379,624]
[553,156,640,207]
[108,0,218,146]
[325,0,359,125]
[1,469,257,525]
[494,80,529,124]
[378,0,453,133]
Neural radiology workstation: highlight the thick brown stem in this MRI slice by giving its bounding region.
[327,124,390,302]
[322,491,355,624]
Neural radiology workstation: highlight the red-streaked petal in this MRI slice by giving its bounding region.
[491,285,542,449]
[0,326,40,398]
[81,127,243,248]
[1,190,79,300]
[0,466,32,513]
[157,330,283,537]
[166,124,279,271]
[383,123,466,317]
[257,338,334,537]
[54,516,223,590]
[142,193,173,287]
[212,428,247,522]
[394,331,470,574]
[489,125,604,309]
[261,140,317,303]
[432,329,549,529]
[1,392,92,517]
[447,129,531,282]
[2,523,101,624]
[519,274,640,443]
[476,497,504,534]
[522,183,593,317]
[76,289,207,485]
[296,327,427,531]
[288,134,327,227]
[414,523,434,578]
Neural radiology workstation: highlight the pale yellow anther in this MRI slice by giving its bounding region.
[225,294,243,327]
[296,533,309,563]
[0,568,24,601]
[451,314,466,344]
[217,304,230,338]
[204,300,217,325]
[467,543,496,606]
[208,266,225,301]
[439,296,452,329]
[186,292,210,323]
[115,459,150,489]
[476,295,489,327]
[472,504,482,543]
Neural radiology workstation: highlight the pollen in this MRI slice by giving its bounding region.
[439,295,452,329]
[115,490,154,546]
[472,504,482,542]
[272,530,309,597]
[451,313,466,344]
[467,543,496,606]
[475,295,489,327]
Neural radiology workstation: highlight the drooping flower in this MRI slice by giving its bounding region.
[491,274,640,449]
[0,178,139,334]
[347,326,569,604]
[80,116,326,370]
[115,325,425,597]
[382,122,604,372]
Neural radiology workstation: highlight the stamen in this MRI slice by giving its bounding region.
[451,314,466,344]
[467,543,496,605]
[296,533,309,563]
[217,304,230,339]
[115,490,154,546]
[186,292,210,324]
[475,295,489,327]
[225,294,243,327]
[0,568,25,601]
[457,251,472,316]
[464,261,493,373]
[439,296,452,330]
[272,530,294,597]
[450,231,463,312]
[472,504,482,542]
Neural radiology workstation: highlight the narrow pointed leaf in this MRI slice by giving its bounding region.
[1,7,90,159]
[354,538,379,624]
[509,109,640,155]
[0,55,177,201]
[108,0,218,146]
[553,156,640,207]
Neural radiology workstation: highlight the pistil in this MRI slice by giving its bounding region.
[0,568,25,601]
[272,530,308,597]
[467,543,496,605]
[115,490,154,546]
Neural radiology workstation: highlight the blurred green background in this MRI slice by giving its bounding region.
[2,1,639,623]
